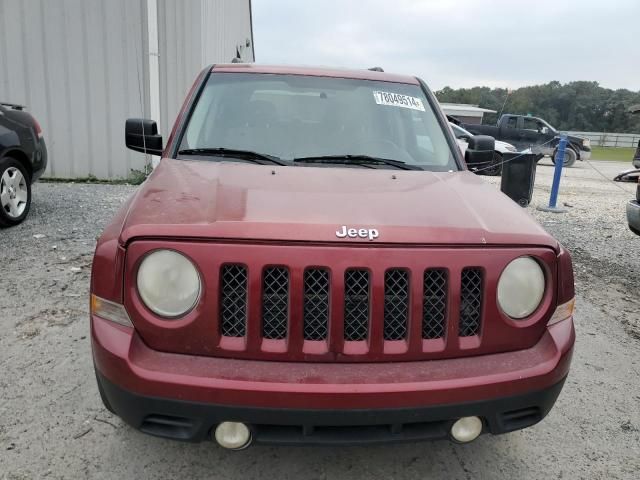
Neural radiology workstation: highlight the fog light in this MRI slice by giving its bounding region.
[450,416,483,443]
[214,422,251,450]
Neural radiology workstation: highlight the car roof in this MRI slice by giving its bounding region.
[211,63,420,85]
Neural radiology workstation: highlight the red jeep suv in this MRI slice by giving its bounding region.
[91,64,575,449]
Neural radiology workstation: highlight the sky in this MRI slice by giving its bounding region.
[252,0,640,92]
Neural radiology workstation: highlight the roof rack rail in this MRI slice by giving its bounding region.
[368,66,384,72]
[0,102,25,110]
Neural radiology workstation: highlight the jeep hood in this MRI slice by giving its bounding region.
[119,158,556,248]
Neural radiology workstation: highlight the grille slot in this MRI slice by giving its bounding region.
[459,267,483,337]
[423,269,447,339]
[303,268,330,341]
[262,267,289,339]
[384,269,409,340]
[220,265,248,337]
[344,269,370,341]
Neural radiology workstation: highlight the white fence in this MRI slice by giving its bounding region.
[568,131,640,148]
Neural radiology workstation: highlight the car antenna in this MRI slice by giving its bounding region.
[368,66,384,72]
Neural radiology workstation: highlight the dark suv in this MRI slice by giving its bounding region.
[0,102,48,227]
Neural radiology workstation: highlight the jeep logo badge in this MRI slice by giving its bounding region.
[335,225,379,241]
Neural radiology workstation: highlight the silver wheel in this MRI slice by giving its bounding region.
[1,166,28,218]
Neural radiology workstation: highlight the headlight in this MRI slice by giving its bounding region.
[582,138,590,147]
[137,249,201,318]
[497,257,545,319]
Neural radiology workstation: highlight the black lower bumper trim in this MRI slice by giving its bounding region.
[95,371,566,445]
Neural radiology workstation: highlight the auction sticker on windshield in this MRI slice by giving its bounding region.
[373,91,425,111]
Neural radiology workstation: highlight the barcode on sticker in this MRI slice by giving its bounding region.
[373,91,425,111]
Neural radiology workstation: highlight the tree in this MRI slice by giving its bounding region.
[435,81,640,133]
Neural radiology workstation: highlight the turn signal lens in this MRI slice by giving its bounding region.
[91,294,133,328]
[548,298,575,326]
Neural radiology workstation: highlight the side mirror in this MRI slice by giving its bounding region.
[125,118,163,155]
[465,135,495,170]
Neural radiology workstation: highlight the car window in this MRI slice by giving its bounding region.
[180,73,458,171]
[505,117,518,129]
[523,117,543,132]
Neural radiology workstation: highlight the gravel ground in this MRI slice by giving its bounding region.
[1,160,639,479]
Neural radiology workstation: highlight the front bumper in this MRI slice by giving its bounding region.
[627,200,640,235]
[96,370,567,445]
[92,315,574,444]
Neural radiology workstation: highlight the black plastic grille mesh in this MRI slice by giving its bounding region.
[262,267,289,339]
[220,265,248,337]
[344,269,370,341]
[423,269,447,339]
[384,269,409,340]
[303,269,330,341]
[459,267,483,337]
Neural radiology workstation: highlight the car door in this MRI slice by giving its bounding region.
[0,106,22,152]
[501,116,527,150]
[521,117,557,155]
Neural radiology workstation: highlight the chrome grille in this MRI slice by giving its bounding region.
[303,268,330,341]
[383,269,409,340]
[220,265,247,337]
[262,267,289,339]
[344,269,370,341]
[459,267,483,337]
[423,269,447,339]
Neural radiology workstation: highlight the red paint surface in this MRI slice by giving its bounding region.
[92,314,574,409]
[91,65,576,410]
[121,240,558,363]
[118,159,558,248]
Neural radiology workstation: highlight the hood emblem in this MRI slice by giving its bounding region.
[336,225,379,241]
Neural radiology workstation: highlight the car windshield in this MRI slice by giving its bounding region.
[178,73,458,171]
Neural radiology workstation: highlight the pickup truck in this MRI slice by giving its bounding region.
[632,106,640,168]
[462,114,591,167]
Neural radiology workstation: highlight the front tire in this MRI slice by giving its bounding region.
[0,156,32,228]
[552,147,577,167]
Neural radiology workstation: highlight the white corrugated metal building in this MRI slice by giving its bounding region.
[0,0,254,179]
[439,103,496,125]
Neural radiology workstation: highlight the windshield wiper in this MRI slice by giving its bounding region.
[177,148,290,166]
[293,155,422,170]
